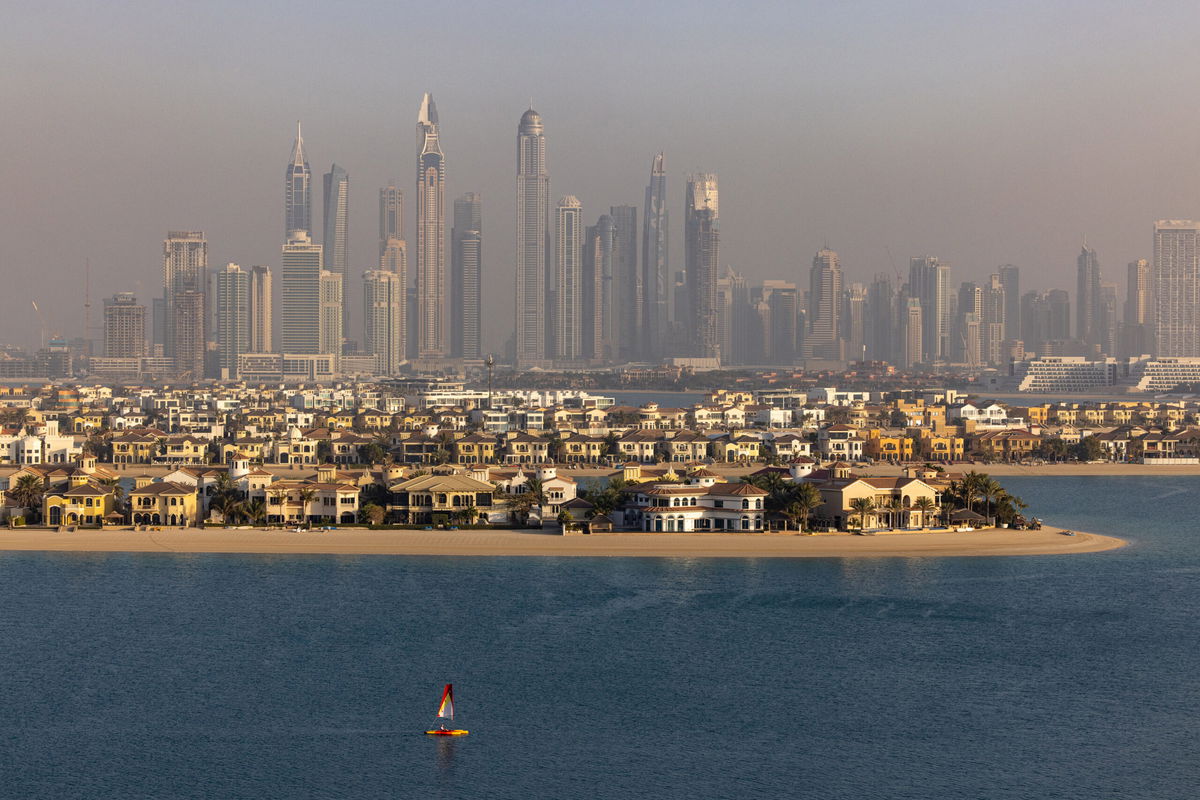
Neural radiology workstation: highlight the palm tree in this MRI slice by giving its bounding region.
[9,474,46,522]
[242,499,267,526]
[848,497,875,532]
[979,476,1004,522]
[885,495,905,529]
[790,482,822,532]
[266,485,290,523]
[911,496,937,529]
[296,487,318,523]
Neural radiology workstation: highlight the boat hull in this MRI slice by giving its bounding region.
[425,729,469,736]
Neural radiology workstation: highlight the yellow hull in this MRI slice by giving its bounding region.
[425,729,469,736]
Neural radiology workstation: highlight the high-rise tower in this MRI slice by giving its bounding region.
[554,197,583,361]
[1153,220,1200,357]
[909,256,950,363]
[998,265,1020,346]
[1077,243,1102,347]
[363,269,405,375]
[610,204,640,361]
[451,193,482,361]
[285,122,312,240]
[684,174,720,360]
[322,163,350,340]
[641,153,669,359]
[248,266,272,353]
[515,107,550,366]
[103,293,145,359]
[808,248,842,360]
[280,231,323,354]
[215,263,249,378]
[416,93,446,358]
[162,231,207,378]
[379,183,403,259]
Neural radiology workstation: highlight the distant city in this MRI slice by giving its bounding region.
[8,95,1200,395]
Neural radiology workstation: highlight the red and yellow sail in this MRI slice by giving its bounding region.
[436,683,455,720]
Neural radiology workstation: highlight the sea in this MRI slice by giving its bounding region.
[0,475,1196,799]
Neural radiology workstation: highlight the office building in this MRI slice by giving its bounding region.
[379,183,403,259]
[319,271,343,356]
[1077,243,1102,346]
[280,231,323,354]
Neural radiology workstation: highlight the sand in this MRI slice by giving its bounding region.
[0,526,1125,558]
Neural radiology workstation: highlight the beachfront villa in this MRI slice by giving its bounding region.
[129,481,201,527]
[43,483,118,527]
[386,473,496,525]
[622,474,769,532]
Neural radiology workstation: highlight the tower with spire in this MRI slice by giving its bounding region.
[416,93,446,359]
[515,106,549,366]
[285,122,312,240]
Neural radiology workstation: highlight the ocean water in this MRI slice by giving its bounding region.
[0,476,1196,799]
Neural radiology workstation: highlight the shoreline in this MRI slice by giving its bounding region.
[0,526,1126,558]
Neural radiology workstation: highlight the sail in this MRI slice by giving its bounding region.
[436,684,455,720]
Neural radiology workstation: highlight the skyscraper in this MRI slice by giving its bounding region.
[285,122,312,240]
[684,174,720,360]
[909,256,950,362]
[998,265,1020,346]
[1076,243,1102,346]
[808,248,842,360]
[103,293,145,359]
[610,204,640,360]
[319,271,343,356]
[162,230,207,377]
[1123,258,1152,357]
[215,263,249,378]
[363,270,404,375]
[451,193,482,361]
[379,183,403,259]
[641,153,669,359]
[1153,220,1200,357]
[249,266,272,354]
[902,298,923,369]
[982,273,1006,365]
[865,275,894,363]
[515,107,550,366]
[322,163,350,339]
[553,196,583,360]
[280,231,323,354]
[415,93,446,358]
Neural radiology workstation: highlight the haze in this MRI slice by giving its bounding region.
[3,0,1199,350]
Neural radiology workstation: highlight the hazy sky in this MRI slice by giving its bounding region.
[4,0,1200,351]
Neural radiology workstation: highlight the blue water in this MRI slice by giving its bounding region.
[0,476,1196,799]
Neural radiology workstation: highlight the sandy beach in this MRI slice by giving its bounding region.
[0,526,1125,558]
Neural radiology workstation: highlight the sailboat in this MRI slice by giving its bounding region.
[425,683,469,736]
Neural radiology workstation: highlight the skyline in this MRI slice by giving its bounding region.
[9,2,1200,350]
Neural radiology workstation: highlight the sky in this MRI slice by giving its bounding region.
[3,0,1200,351]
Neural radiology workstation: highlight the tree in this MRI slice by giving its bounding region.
[885,495,905,529]
[360,503,386,525]
[9,474,45,522]
[911,496,937,529]
[296,487,317,522]
[242,499,267,526]
[1072,435,1105,462]
[790,482,822,532]
[848,497,875,531]
[316,440,334,464]
[359,443,388,466]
